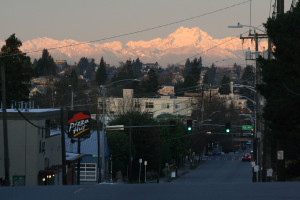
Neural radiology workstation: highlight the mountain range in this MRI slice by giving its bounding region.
[0,26,268,67]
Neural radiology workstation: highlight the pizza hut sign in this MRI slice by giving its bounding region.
[68,111,91,138]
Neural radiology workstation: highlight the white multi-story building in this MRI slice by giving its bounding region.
[99,89,194,119]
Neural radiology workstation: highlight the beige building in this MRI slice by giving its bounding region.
[99,89,194,119]
[0,108,62,186]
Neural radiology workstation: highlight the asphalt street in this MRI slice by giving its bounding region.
[1,152,300,200]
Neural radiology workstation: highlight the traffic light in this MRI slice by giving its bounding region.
[225,122,231,133]
[187,119,193,132]
[251,128,254,136]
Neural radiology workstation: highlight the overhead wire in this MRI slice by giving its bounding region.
[0,0,252,59]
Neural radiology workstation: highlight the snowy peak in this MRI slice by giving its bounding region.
[0,26,268,66]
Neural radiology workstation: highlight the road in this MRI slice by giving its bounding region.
[1,151,300,200]
[173,152,252,184]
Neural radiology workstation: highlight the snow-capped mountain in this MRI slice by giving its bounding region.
[0,27,268,67]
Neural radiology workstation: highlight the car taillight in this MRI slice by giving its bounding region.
[248,156,251,159]
[242,157,244,159]
[245,155,247,157]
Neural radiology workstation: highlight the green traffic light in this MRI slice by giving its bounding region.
[226,129,230,133]
[188,127,192,131]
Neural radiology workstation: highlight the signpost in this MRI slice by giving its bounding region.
[242,125,254,130]
[277,150,284,160]
[68,111,91,138]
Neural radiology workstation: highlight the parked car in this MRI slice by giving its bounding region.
[242,153,252,161]
[212,148,221,155]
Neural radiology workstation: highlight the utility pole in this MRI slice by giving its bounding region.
[277,0,284,14]
[276,0,286,182]
[101,86,106,182]
[77,136,81,185]
[128,119,132,182]
[60,107,67,185]
[96,91,101,183]
[240,31,268,182]
[1,62,10,186]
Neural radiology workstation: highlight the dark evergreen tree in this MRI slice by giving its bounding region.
[241,65,255,85]
[96,57,107,85]
[233,63,242,80]
[183,58,191,77]
[36,49,57,76]
[112,59,135,81]
[219,75,231,94]
[203,63,217,86]
[257,2,300,179]
[183,57,201,88]
[145,68,159,94]
[77,57,89,75]
[0,34,33,103]
[132,58,143,78]
[85,58,96,80]
[240,65,255,111]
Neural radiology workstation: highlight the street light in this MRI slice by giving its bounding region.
[144,161,147,183]
[99,78,140,183]
[139,158,142,184]
[228,23,267,33]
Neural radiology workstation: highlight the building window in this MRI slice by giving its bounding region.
[146,102,154,108]
[134,101,140,108]
[175,103,181,109]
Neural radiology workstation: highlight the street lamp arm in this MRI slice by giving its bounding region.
[233,84,256,93]
[228,23,266,33]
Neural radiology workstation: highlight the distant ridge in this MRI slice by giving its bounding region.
[0,27,268,67]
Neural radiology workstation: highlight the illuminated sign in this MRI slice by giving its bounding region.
[68,111,91,138]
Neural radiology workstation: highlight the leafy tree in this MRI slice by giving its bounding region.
[35,49,57,76]
[219,75,231,95]
[108,111,159,181]
[0,34,33,103]
[77,57,89,76]
[96,57,107,85]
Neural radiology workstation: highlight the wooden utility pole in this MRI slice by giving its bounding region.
[277,0,284,14]
[60,107,67,185]
[240,32,268,182]
[1,63,10,186]
[276,0,286,182]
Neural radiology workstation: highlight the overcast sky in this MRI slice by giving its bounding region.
[0,0,294,43]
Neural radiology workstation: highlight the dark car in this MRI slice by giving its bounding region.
[242,153,252,161]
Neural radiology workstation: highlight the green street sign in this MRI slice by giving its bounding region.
[242,125,254,130]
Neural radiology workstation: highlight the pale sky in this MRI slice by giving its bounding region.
[0,0,294,43]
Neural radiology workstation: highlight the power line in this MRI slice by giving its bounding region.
[0,0,251,59]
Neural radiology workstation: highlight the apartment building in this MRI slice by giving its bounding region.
[99,89,194,119]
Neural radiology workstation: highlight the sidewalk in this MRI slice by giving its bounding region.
[160,161,202,183]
